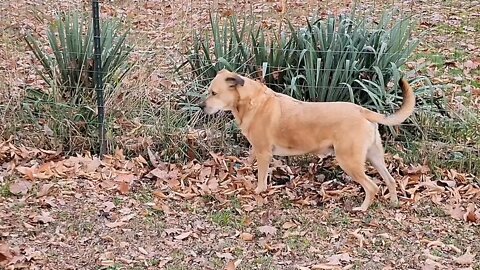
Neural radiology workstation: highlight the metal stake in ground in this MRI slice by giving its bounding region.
[92,0,107,156]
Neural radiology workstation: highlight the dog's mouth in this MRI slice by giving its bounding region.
[203,106,220,115]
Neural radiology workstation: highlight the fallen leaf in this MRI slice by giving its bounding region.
[207,177,219,191]
[422,259,445,270]
[464,60,479,70]
[282,221,297,229]
[454,247,475,265]
[149,168,168,179]
[102,202,115,213]
[242,204,255,212]
[217,252,234,260]
[448,244,462,254]
[448,205,464,220]
[153,203,173,215]
[37,183,54,197]
[9,180,33,195]
[121,213,136,222]
[311,264,342,269]
[257,225,277,236]
[174,231,192,240]
[239,232,254,241]
[0,243,13,266]
[153,189,168,199]
[426,240,445,248]
[424,248,443,261]
[119,207,132,215]
[15,166,35,180]
[325,253,352,266]
[138,247,149,255]
[117,182,130,195]
[464,204,478,223]
[86,158,102,172]
[33,211,55,224]
[225,260,236,270]
[105,221,126,228]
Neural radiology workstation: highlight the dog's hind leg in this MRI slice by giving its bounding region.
[367,132,399,207]
[335,144,379,212]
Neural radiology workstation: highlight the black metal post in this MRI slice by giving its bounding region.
[92,0,107,156]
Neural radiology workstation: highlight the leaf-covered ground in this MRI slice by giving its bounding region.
[1,141,479,269]
[1,0,479,269]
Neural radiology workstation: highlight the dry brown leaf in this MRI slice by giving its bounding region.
[115,173,136,184]
[225,260,236,270]
[153,189,168,199]
[138,247,149,255]
[86,158,102,172]
[120,213,136,222]
[464,204,478,223]
[325,253,352,265]
[426,240,445,248]
[448,244,462,254]
[454,247,475,265]
[311,264,342,270]
[149,168,168,179]
[37,183,54,197]
[9,179,33,195]
[422,258,446,269]
[208,177,219,191]
[257,225,277,236]
[464,60,479,70]
[16,166,35,180]
[153,203,173,215]
[199,166,211,182]
[105,221,126,228]
[217,252,234,260]
[174,231,192,240]
[102,202,115,213]
[282,221,297,229]
[33,211,55,224]
[117,182,130,195]
[424,249,443,261]
[242,204,255,212]
[239,232,254,241]
[0,242,13,266]
[448,205,464,220]
[147,147,158,167]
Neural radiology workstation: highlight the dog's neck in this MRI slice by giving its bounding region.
[231,85,273,133]
[232,98,251,125]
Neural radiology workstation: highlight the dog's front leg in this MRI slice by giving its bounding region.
[254,150,272,194]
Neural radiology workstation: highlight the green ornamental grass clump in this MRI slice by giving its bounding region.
[186,9,420,115]
[23,12,133,152]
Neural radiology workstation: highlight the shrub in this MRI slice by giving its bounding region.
[23,12,133,153]
[184,9,420,114]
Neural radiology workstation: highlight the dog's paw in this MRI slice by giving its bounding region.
[389,195,400,208]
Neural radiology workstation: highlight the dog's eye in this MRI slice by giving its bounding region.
[211,92,217,96]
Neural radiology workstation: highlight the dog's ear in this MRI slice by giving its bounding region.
[225,75,245,87]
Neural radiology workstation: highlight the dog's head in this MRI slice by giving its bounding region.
[199,69,245,115]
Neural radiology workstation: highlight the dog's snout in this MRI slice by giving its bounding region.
[199,102,206,110]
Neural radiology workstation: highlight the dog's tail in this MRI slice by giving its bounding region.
[362,78,415,126]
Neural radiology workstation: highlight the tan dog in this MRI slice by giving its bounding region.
[200,69,415,211]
